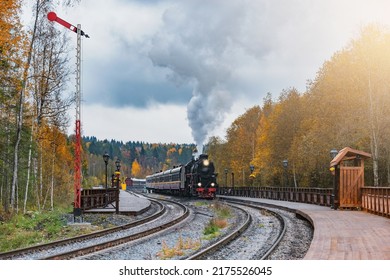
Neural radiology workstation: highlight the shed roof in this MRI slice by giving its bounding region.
[330,147,371,167]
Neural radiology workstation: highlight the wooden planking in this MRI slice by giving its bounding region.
[303,210,390,259]
[218,195,390,260]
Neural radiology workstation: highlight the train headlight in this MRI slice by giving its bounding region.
[197,182,202,187]
[203,159,210,166]
[211,183,215,187]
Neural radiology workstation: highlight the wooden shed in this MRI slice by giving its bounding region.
[330,147,371,209]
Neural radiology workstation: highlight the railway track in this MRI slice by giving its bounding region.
[186,201,286,260]
[218,197,312,260]
[185,202,252,259]
[0,198,189,260]
[80,197,252,260]
[1,194,310,260]
[83,195,288,260]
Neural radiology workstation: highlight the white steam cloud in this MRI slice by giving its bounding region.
[148,1,279,148]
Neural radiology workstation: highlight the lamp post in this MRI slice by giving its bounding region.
[330,149,338,160]
[224,168,228,188]
[103,152,109,207]
[250,164,255,186]
[115,159,121,172]
[330,149,338,209]
[115,158,121,189]
[282,159,288,188]
[115,158,121,214]
[103,152,110,188]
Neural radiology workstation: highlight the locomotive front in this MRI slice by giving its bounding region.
[192,154,218,198]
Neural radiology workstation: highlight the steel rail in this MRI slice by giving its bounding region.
[218,197,289,260]
[186,203,251,260]
[185,198,287,260]
[0,200,164,260]
[43,198,189,260]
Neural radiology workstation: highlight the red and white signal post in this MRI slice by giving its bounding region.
[47,12,89,220]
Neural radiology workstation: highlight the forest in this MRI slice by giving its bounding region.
[1,0,77,214]
[83,136,196,188]
[2,0,390,217]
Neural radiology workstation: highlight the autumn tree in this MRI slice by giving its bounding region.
[349,25,390,186]
[205,106,261,187]
[27,0,73,212]
[1,0,79,214]
[0,0,26,212]
[206,136,227,184]
[300,25,390,186]
[131,159,142,178]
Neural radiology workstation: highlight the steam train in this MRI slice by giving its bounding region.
[145,154,218,198]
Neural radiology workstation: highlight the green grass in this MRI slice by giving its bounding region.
[202,201,232,240]
[0,211,63,252]
[212,201,232,218]
[203,220,220,236]
[194,201,208,207]
[0,209,100,252]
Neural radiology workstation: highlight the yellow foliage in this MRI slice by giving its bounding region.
[167,147,177,156]
[156,235,201,259]
[0,0,25,88]
[131,159,142,177]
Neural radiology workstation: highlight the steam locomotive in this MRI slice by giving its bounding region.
[145,154,218,198]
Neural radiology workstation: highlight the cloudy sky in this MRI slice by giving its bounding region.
[37,0,390,146]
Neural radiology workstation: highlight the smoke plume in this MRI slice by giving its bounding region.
[148,1,278,149]
[148,3,242,149]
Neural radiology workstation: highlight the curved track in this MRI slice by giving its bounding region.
[45,198,189,260]
[185,202,252,259]
[0,198,188,260]
[218,196,312,260]
[186,201,286,260]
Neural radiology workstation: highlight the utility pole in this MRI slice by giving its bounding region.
[47,12,89,221]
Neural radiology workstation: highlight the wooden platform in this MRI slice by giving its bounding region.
[218,195,390,260]
[84,190,151,215]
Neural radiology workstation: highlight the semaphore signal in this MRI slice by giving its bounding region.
[47,11,89,221]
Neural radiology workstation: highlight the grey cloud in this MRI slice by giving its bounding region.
[77,0,390,145]
[83,57,192,108]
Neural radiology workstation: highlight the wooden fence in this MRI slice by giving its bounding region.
[80,188,118,210]
[361,187,390,217]
[218,186,390,218]
[218,186,332,207]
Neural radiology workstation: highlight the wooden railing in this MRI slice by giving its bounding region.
[361,187,390,217]
[219,186,390,218]
[80,188,118,210]
[218,186,332,207]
